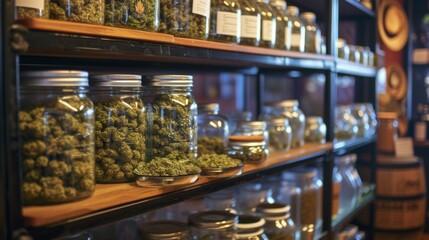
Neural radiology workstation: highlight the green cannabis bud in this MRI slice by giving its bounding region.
[194,154,242,168]
[17,0,50,19]
[197,136,224,156]
[134,157,201,176]
[50,0,105,25]
[105,0,158,31]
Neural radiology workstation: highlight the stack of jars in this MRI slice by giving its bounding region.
[335,103,377,142]
[337,38,375,67]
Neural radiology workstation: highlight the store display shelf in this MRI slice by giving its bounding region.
[17,18,334,70]
[332,184,375,231]
[336,59,377,77]
[24,143,332,240]
[339,0,375,18]
[333,135,376,154]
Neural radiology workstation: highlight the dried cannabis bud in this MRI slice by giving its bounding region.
[238,0,260,46]
[255,0,276,48]
[93,96,146,183]
[50,0,105,25]
[17,0,50,19]
[197,136,224,156]
[20,96,95,204]
[134,157,201,176]
[226,145,268,163]
[194,154,242,168]
[105,0,158,31]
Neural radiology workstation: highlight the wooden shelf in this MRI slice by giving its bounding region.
[333,135,376,155]
[23,143,331,238]
[336,59,377,77]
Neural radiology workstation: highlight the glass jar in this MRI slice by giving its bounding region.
[337,38,350,60]
[335,154,359,215]
[19,70,95,205]
[105,0,160,31]
[233,120,269,143]
[286,6,305,52]
[349,45,361,64]
[377,112,398,154]
[209,0,241,43]
[260,100,306,148]
[255,0,276,48]
[226,136,269,164]
[236,215,268,240]
[89,74,146,183]
[266,118,292,152]
[144,75,197,160]
[204,189,237,214]
[140,220,190,240]
[366,47,375,67]
[320,36,327,55]
[351,104,371,138]
[349,155,363,203]
[197,103,229,156]
[304,116,326,144]
[300,12,321,54]
[236,182,271,214]
[332,166,342,219]
[17,0,50,18]
[270,0,292,50]
[362,103,377,136]
[158,0,209,39]
[227,111,253,134]
[50,0,104,25]
[335,105,358,141]
[256,203,296,240]
[239,0,261,46]
[188,210,238,240]
[357,46,368,65]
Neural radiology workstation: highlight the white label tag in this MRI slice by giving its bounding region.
[291,33,301,47]
[16,0,44,9]
[284,26,291,46]
[394,137,414,157]
[241,15,259,39]
[217,11,239,36]
[192,0,210,18]
[262,20,273,41]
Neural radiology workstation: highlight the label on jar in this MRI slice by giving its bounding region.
[291,33,301,47]
[192,0,210,18]
[216,11,239,36]
[262,20,274,41]
[241,15,260,39]
[16,0,44,9]
[284,26,291,46]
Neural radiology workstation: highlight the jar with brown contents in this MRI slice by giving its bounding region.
[377,112,398,154]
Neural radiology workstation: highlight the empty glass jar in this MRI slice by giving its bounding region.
[188,210,238,240]
[304,116,327,144]
[140,220,191,240]
[239,0,261,46]
[335,154,361,215]
[286,6,305,52]
[197,103,229,156]
[266,118,292,152]
[335,105,358,141]
[300,12,321,54]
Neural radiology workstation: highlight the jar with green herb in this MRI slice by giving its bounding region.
[270,0,292,50]
[89,74,146,183]
[335,105,358,141]
[236,215,269,240]
[19,70,95,205]
[304,116,326,144]
[105,0,159,31]
[238,0,261,46]
[209,0,241,43]
[337,38,350,60]
[140,220,191,240]
[50,0,105,25]
[188,210,238,240]
[300,12,321,54]
[256,203,296,240]
[233,120,269,143]
[17,0,50,18]
[159,0,209,39]
[226,136,269,164]
[286,6,305,52]
[266,118,292,152]
[254,0,276,48]
[144,75,197,161]
[197,103,229,156]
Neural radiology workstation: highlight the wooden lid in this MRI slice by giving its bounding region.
[228,135,265,142]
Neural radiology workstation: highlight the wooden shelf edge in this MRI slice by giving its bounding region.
[23,143,332,228]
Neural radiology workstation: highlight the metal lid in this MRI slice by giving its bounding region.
[140,221,189,239]
[90,74,142,87]
[377,112,397,119]
[188,210,237,229]
[256,203,290,214]
[21,70,89,87]
[266,100,299,108]
[282,168,317,181]
[300,12,316,21]
[237,215,265,231]
[286,6,299,16]
[269,0,286,8]
[237,121,267,130]
[228,136,266,147]
[198,103,220,113]
[144,75,193,87]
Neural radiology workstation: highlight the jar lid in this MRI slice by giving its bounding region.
[256,203,290,215]
[269,0,286,8]
[188,210,237,229]
[266,100,299,108]
[198,103,220,113]
[300,12,316,21]
[90,74,142,87]
[286,6,299,15]
[237,120,267,130]
[140,221,189,239]
[144,75,193,87]
[282,168,317,181]
[377,112,397,119]
[229,135,265,142]
[306,116,323,124]
[21,70,89,87]
[237,215,265,231]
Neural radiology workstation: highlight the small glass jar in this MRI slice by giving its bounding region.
[357,46,368,65]
[377,112,398,154]
[233,121,269,143]
[197,103,229,156]
[89,74,146,183]
[105,0,160,31]
[256,203,296,240]
[19,70,95,205]
[260,100,306,148]
[17,0,50,18]
[335,105,358,141]
[362,103,377,136]
[227,111,253,134]
[366,47,375,67]
[337,38,350,60]
[300,12,322,54]
[144,75,197,160]
[351,104,371,138]
[239,0,261,46]
[158,0,209,39]
[332,166,342,219]
[266,118,292,152]
[335,154,359,215]
[349,45,361,64]
[270,0,292,50]
[226,136,269,164]
[286,6,305,52]
[50,0,105,25]
[188,210,238,240]
[304,116,327,144]
[140,220,190,240]
[209,0,241,43]
[255,0,276,48]
[236,215,269,240]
